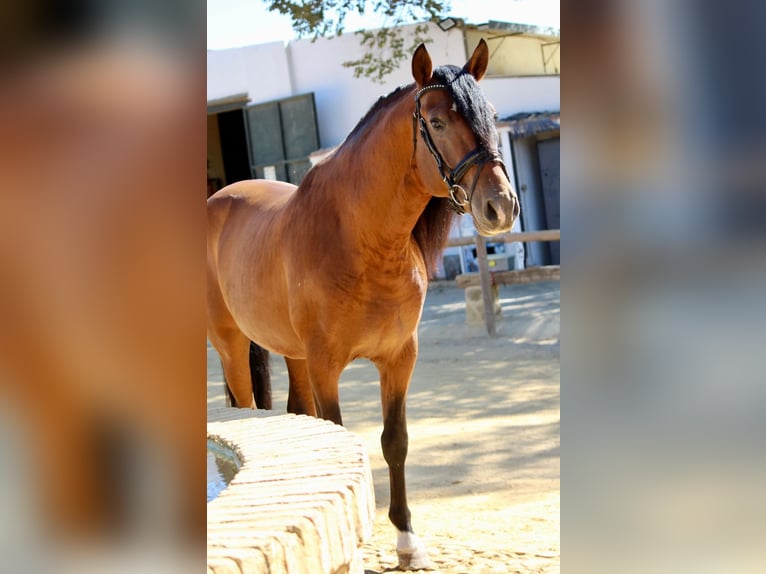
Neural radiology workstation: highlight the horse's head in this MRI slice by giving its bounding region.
[411,40,520,236]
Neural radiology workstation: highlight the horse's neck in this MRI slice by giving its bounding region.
[322,93,431,255]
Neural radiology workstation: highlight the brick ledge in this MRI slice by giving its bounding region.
[207,407,375,574]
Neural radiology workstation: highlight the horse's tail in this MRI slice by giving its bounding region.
[248,341,272,409]
[221,341,271,409]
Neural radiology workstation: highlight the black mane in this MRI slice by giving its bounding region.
[345,65,496,152]
[431,65,498,151]
[344,84,412,143]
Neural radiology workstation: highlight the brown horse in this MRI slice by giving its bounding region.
[207,40,519,569]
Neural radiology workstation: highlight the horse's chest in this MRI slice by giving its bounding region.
[362,289,422,328]
[290,251,427,355]
[342,274,425,346]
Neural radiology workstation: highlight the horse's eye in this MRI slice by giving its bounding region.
[430,118,445,131]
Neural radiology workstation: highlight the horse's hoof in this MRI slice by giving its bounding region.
[397,549,433,570]
[397,531,433,570]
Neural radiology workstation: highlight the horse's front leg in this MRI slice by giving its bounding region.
[375,338,433,570]
[305,350,344,425]
[285,357,317,417]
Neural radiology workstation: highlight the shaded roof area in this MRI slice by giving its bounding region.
[207,93,250,114]
[498,111,560,139]
[474,20,560,40]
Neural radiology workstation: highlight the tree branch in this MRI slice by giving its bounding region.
[266,0,448,82]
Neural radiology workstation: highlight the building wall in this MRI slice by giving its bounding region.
[287,23,466,148]
[482,75,560,118]
[207,42,293,103]
[465,30,561,76]
[206,23,559,148]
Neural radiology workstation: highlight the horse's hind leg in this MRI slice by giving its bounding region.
[209,328,255,409]
[212,332,271,409]
[249,342,272,409]
[284,357,317,417]
[208,258,261,408]
[207,286,255,409]
[375,339,433,570]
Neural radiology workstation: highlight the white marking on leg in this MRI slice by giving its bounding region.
[397,530,433,570]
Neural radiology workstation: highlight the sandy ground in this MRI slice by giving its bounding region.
[207,281,560,573]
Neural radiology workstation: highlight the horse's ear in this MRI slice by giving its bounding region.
[463,39,489,81]
[412,43,433,87]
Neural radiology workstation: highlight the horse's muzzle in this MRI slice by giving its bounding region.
[472,186,519,236]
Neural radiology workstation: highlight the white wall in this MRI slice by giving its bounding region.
[207,24,559,147]
[288,23,466,148]
[482,76,560,119]
[207,42,293,103]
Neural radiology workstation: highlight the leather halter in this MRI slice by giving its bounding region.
[413,84,508,215]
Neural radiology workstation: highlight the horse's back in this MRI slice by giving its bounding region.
[208,179,296,224]
[207,179,296,262]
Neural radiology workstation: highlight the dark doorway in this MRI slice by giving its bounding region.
[217,109,251,185]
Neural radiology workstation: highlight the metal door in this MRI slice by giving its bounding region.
[537,137,560,264]
[245,93,319,185]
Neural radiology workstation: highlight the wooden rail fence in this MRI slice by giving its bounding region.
[445,229,560,336]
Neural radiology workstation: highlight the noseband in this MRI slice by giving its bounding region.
[413,84,508,214]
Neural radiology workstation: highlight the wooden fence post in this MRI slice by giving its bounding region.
[473,234,497,337]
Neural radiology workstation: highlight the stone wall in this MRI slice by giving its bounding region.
[207,408,375,574]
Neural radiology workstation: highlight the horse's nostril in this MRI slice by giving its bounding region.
[484,200,499,224]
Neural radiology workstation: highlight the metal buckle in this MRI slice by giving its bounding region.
[449,184,469,214]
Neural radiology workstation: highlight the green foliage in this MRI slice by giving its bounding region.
[266,0,448,83]
[341,24,432,83]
